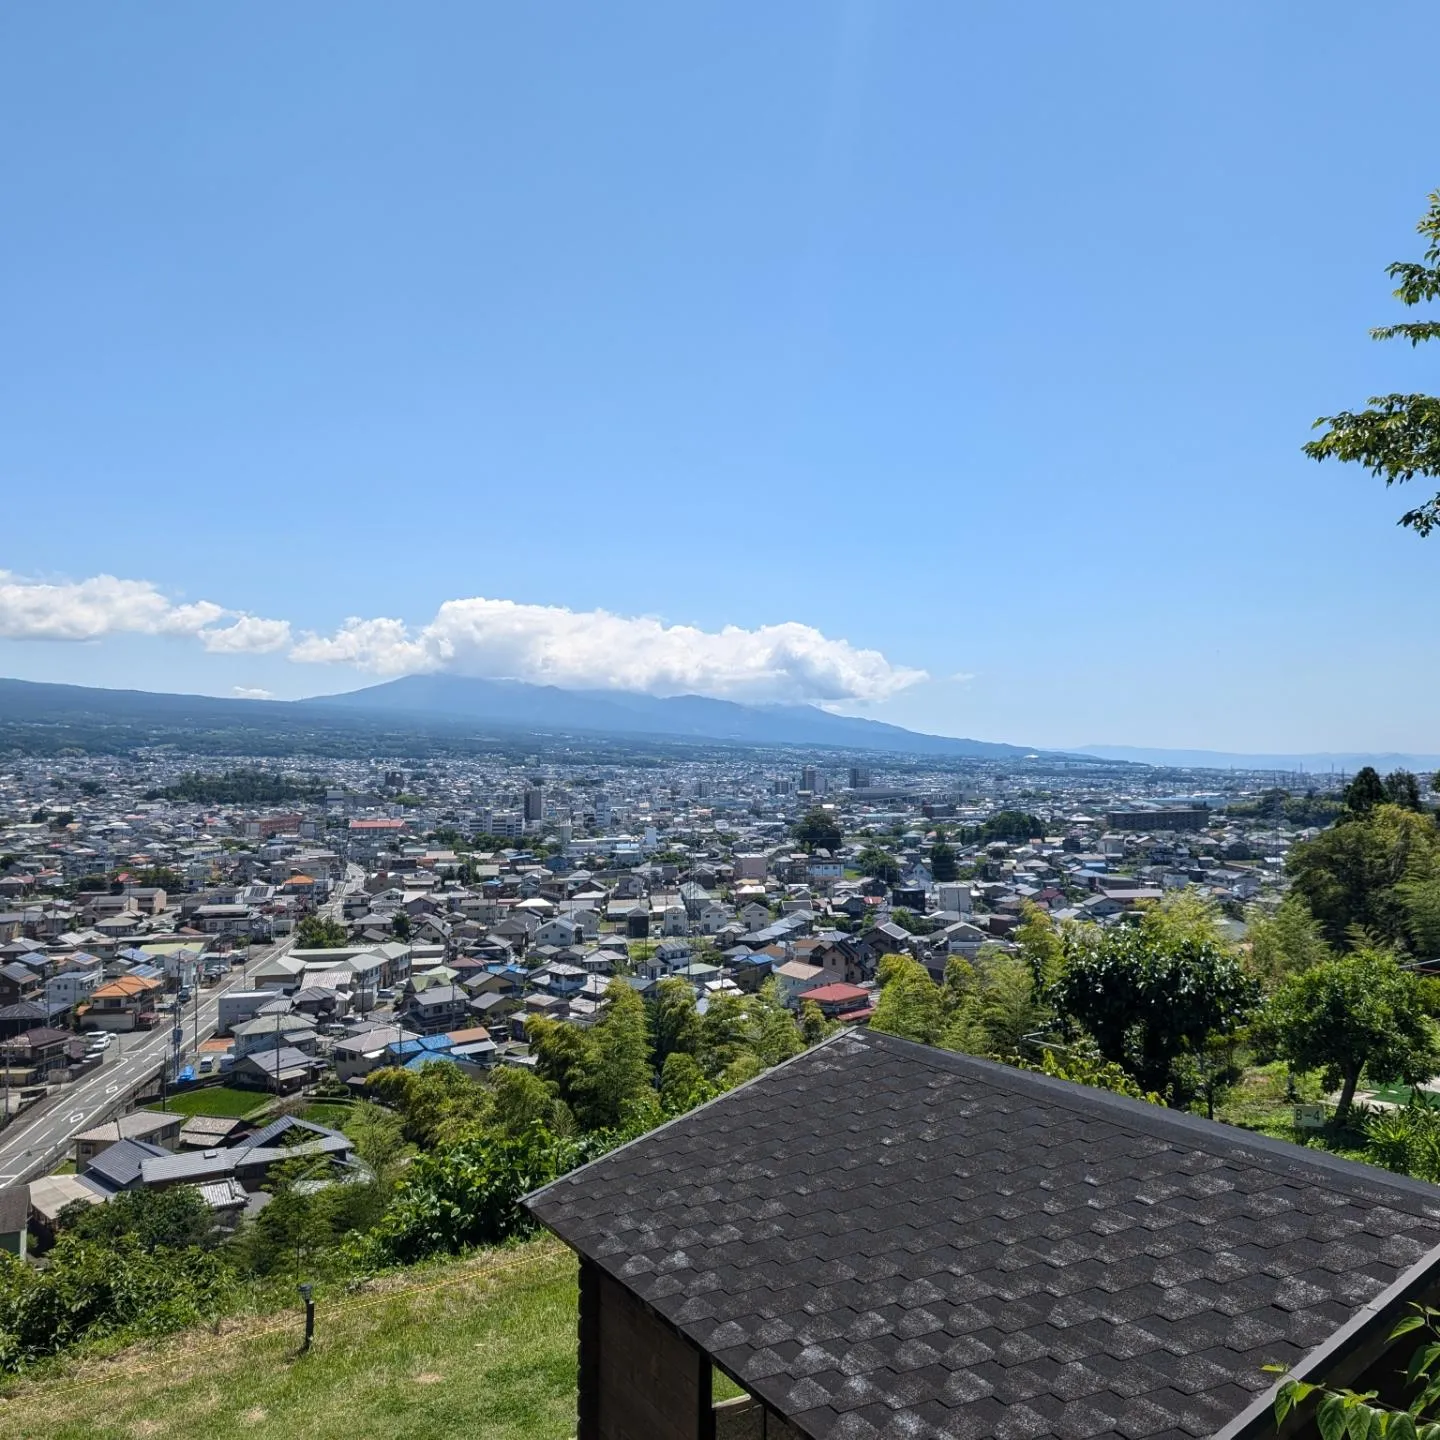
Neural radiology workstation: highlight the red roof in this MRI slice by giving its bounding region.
[804,983,870,1005]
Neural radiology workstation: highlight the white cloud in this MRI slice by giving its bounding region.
[232,686,275,700]
[200,615,292,654]
[0,570,289,652]
[0,570,927,705]
[291,596,927,703]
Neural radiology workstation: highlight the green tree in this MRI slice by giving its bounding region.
[295,914,349,949]
[695,992,753,1079]
[1343,765,1387,816]
[793,808,843,854]
[1287,803,1440,951]
[869,954,945,1047]
[582,979,653,1131]
[1050,925,1259,1103]
[650,976,701,1066]
[857,846,902,887]
[1245,895,1334,985]
[1386,767,1425,811]
[242,1156,335,1280]
[929,837,959,882]
[1014,902,1065,990]
[1254,946,1440,1126]
[390,911,412,940]
[1303,191,1440,535]
[952,951,1050,1057]
[659,1052,715,1115]
[488,1067,572,1139]
[365,1061,492,1148]
[977,811,1044,844]
[748,981,805,1068]
[532,979,652,1132]
[362,1127,595,1264]
[58,1187,217,1253]
[799,1000,831,1047]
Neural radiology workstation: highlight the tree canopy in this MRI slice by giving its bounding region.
[1285,802,1440,953]
[1304,191,1440,535]
[1050,924,1258,1103]
[792,808,843,854]
[1254,946,1440,1124]
[295,914,349,949]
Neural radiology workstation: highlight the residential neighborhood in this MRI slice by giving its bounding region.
[0,746,1337,1244]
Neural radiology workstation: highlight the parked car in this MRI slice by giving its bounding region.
[198,1055,215,1074]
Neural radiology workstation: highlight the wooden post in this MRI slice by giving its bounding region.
[577,1259,600,1440]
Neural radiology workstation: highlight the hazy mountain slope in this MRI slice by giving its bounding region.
[314,674,1042,757]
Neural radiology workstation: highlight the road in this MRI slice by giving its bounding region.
[0,865,361,1188]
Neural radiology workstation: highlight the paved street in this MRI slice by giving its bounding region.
[0,938,290,1186]
[0,867,359,1187]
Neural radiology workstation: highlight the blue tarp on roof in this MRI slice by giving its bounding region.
[403,1053,453,1071]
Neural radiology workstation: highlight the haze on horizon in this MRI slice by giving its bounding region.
[2,3,1438,755]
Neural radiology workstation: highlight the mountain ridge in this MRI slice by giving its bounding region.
[0,674,1053,760]
[307,674,1046,757]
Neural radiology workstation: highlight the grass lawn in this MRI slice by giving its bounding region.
[0,1239,581,1440]
[299,1101,354,1129]
[146,1086,269,1120]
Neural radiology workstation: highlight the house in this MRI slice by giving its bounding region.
[82,1137,172,1194]
[0,1000,52,1040]
[534,916,582,949]
[0,961,41,1006]
[0,1184,27,1259]
[772,958,824,1008]
[233,1044,323,1093]
[26,1173,103,1247]
[737,901,772,931]
[230,1013,318,1060]
[400,982,469,1035]
[86,972,163,1031]
[525,1028,1440,1440]
[798,980,872,1022]
[46,967,99,1009]
[333,1023,418,1082]
[74,1110,183,1168]
[0,1026,79,1082]
[178,1114,248,1149]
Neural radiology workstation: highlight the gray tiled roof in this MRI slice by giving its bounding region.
[525,1030,1440,1440]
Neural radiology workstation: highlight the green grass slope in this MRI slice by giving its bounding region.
[0,1239,579,1440]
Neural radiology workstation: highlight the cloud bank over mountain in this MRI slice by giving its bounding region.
[0,571,926,704]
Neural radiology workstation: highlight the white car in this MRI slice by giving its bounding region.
[86,1033,114,1051]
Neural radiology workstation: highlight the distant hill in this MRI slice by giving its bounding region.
[311,673,1045,758]
[0,674,1058,761]
[1078,743,1440,774]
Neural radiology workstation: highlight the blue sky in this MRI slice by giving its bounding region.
[2,2,1438,752]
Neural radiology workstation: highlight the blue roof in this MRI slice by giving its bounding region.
[386,1033,451,1059]
[403,1053,454,1071]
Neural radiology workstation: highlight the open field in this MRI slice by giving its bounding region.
[145,1087,268,1120]
[0,1239,581,1440]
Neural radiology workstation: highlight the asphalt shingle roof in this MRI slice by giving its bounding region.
[525,1030,1440,1440]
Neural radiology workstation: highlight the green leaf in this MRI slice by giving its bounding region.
[1321,1395,1350,1440]
[1389,1413,1418,1440]
[1394,1315,1427,1338]
[1351,1402,1380,1440]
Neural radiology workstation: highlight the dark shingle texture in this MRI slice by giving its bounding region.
[526,1030,1440,1440]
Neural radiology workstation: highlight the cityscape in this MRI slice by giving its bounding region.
[7,4,1440,1439]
